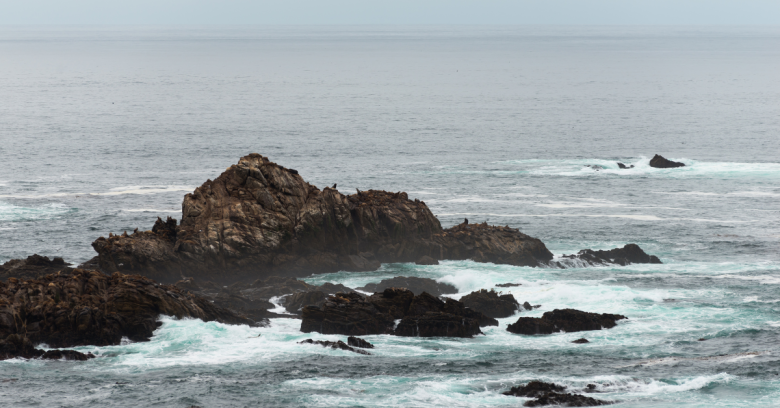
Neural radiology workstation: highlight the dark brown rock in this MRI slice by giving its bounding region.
[524,392,612,407]
[460,289,520,318]
[507,309,627,335]
[0,269,255,349]
[561,244,661,266]
[649,154,685,168]
[90,154,555,284]
[367,288,415,319]
[395,312,482,337]
[39,349,96,361]
[503,381,566,398]
[0,255,70,282]
[415,256,439,265]
[358,276,457,297]
[298,339,370,355]
[572,338,590,344]
[300,292,395,336]
[496,282,521,288]
[347,336,374,349]
[616,162,634,169]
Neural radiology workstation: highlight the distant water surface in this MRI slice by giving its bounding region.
[1,26,779,407]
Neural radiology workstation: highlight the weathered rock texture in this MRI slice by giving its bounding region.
[301,289,496,338]
[649,154,685,168]
[507,309,627,335]
[0,255,70,282]
[89,154,555,284]
[560,244,662,267]
[0,269,254,349]
[460,289,520,318]
[357,276,457,297]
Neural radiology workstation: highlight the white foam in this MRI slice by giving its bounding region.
[89,185,194,196]
[122,209,181,213]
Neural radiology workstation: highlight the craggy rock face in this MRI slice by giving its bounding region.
[460,289,520,318]
[507,309,627,335]
[0,270,254,349]
[90,154,555,284]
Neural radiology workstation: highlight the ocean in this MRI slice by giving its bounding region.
[1,26,779,407]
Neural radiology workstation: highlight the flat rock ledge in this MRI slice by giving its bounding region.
[301,288,497,338]
[0,269,254,349]
[507,309,627,335]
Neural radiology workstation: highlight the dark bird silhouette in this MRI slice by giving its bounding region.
[332,183,337,189]
[464,218,469,224]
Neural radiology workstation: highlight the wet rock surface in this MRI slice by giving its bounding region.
[347,336,374,349]
[284,291,328,314]
[298,339,370,355]
[503,381,612,407]
[649,154,685,168]
[561,244,661,266]
[0,333,96,361]
[496,283,521,288]
[459,289,520,318]
[0,255,70,282]
[301,289,495,338]
[616,162,634,169]
[572,338,590,344]
[507,309,627,335]
[0,269,255,349]
[90,154,555,284]
[415,256,439,265]
[358,276,457,297]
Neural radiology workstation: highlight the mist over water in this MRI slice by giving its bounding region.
[1,26,779,407]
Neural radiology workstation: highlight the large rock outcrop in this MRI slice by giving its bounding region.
[460,289,520,318]
[0,269,254,349]
[507,309,627,335]
[89,154,555,284]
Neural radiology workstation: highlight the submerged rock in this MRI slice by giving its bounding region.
[0,333,95,361]
[561,244,661,266]
[503,381,611,407]
[298,339,370,355]
[415,256,439,265]
[503,381,566,398]
[616,162,634,169]
[89,154,555,284]
[496,282,522,288]
[0,269,255,349]
[572,338,590,344]
[507,309,627,335]
[649,154,685,168]
[358,276,457,297]
[460,289,520,318]
[0,255,70,282]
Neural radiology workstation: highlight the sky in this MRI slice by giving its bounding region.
[1,0,779,25]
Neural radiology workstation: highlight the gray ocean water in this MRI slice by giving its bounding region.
[1,26,780,407]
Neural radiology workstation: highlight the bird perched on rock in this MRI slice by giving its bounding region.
[332,183,337,189]
[464,218,469,224]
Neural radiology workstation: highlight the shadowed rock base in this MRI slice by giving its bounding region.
[507,309,627,335]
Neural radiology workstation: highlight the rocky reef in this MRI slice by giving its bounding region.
[558,244,661,267]
[503,381,612,406]
[301,288,496,338]
[0,269,254,350]
[87,154,555,284]
[298,338,371,355]
[507,309,627,335]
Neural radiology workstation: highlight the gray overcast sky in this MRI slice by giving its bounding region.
[1,0,779,25]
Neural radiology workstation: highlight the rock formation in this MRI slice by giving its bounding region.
[347,336,374,349]
[503,381,612,407]
[357,276,457,297]
[300,289,496,338]
[88,154,555,284]
[649,154,685,168]
[0,269,254,349]
[560,244,661,266]
[0,333,95,361]
[507,309,627,335]
[616,162,634,169]
[459,289,520,318]
[0,255,70,282]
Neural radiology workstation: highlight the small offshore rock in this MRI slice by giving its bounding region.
[564,244,662,266]
[507,309,627,335]
[496,282,521,288]
[616,162,634,169]
[503,381,566,398]
[524,392,612,407]
[649,154,685,168]
[572,338,590,344]
[347,336,375,349]
[298,339,370,355]
[698,338,707,341]
[415,256,439,265]
[460,289,520,318]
